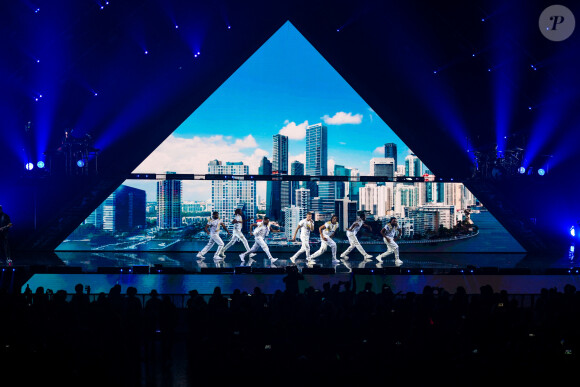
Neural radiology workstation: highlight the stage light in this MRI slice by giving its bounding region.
[481,18,485,22]
[25,162,34,171]
[227,25,231,29]
[472,53,475,57]
[528,106,532,110]
[37,161,45,169]
[36,59,40,63]
[433,70,437,74]
[35,8,40,13]
[100,5,104,10]
[39,94,42,98]
[34,97,38,101]
[487,68,491,72]
[175,25,179,29]
[518,167,526,174]
[571,226,576,237]
[94,92,98,96]
[77,160,85,168]
[538,168,545,176]
[144,50,148,55]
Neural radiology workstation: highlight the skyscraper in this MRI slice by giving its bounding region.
[405,154,422,177]
[295,188,311,211]
[88,185,146,232]
[384,143,397,169]
[209,161,256,232]
[358,183,394,218]
[334,164,350,199]
[268,134,289,221]
[157,172,182,229]
[305,123,328,176]
[306,123,327,199]
[290,160,304,205]
[335,198,358,232]
[259,156,272,175]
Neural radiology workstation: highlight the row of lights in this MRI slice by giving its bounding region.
[518,166,546,176]
[25,160,85,171]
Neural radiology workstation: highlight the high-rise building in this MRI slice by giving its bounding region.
[348,168,364,202]
[405,154,422,177]
[394,184,419,216]
[208,161,256,232]
[335,198,358,232]
[408,205,455,235]
[396,165,406,177]
[295,188,311,211]
[290,160,304,205]
[384,143,398,169]
[259,156,272,175]
[370,157,395,179]
[316,181,335,221]
[358,183,394,218]
[88,185,146,232]
[268,135,289,221]
[306,123,328,176]
[284,205,308,240]
[157,172,182,229]
[334,164,350,199]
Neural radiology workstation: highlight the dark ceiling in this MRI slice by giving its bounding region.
[0,0,578,253]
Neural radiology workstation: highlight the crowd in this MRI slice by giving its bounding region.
[1,275,579,385]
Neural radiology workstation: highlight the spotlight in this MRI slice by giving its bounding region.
[433,70,437,74]
[144,50,148,55]
[227,25,231,29]
[481,18,485,22]
[528,106,532,110]
[25,162,34,171]
[518,167,526,174]
[37,161,45,169]
[35,8,40,13]
[472,53,476,57]
[175,25,179,29]
[94,92,98,96]
[77,160,85,168]
[571,226,575,238]
[538,168,545,176]
[36,59,40,63]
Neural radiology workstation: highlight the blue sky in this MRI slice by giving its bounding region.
[129,21,414,201]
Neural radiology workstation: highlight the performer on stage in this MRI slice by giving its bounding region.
[0,205,13,266]
[220,209,252,260]
[197,211,231,260]
[239,217,280,263]
[289,212,314,263]
[309,215,339,263]
[377,217,403,266]
[340,212,373,260]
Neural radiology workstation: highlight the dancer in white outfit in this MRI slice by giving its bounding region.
[239,217,280,262]
[377,217,403,266]
[340,212,373,260]
[197,212,231,260]
[309,215,339,263]
[289,212,314,263]
[220,209,252,260]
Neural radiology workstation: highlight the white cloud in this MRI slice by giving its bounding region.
[373,146,383,155]
[279,120,308,140]
[321,112,363,125]
[368,107,375,113]
[133,134,268,175]
[289,153,306,166]
[339,141,346,145]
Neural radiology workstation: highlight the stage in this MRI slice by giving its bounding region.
[5,249,579,297]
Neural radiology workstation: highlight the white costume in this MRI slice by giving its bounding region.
[309,221,339,260]
[340,218,372,259]
[198,218,225,258]
[290,218,314,261]
[377,223,402,264]
[240,222,277,261]
[221,214,251,255]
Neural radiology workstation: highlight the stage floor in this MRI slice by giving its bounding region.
[8,249,578,274]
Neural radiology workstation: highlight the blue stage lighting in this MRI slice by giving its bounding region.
[77,160,85,168]
[36,59,40,63]
[94,92,98,96]
[175,25,179,29]
[472,53,475,57]
[528,106,532,110]
[433,70,437,74]
[227,25,231,29]
[538,168,545,176]
[144,50,148,55]
[35,8,40,13]
[25,162,34,171]
[37,161,45,169]
[518,167,526,174]
[571,226,576,238]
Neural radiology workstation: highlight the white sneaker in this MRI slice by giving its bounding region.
[213,256,224,261]
[239,254,245,261]
[247,258,255,266]
[270,257,278,263]
[290,257,297,263]
[395,259,403,266]
[363,255,373,260]
[249,253,257,258]
[339,252,348,258]
[376,256,383,262]
[331,258,340,264]
[220,251,226,258]
[196,253,204,259]
[341,255,349,260]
